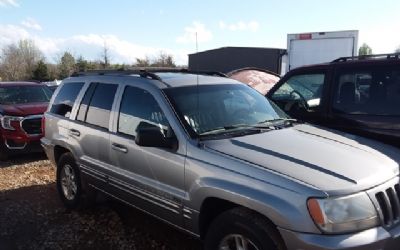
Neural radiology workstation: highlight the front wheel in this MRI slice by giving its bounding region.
[204,208,286,250]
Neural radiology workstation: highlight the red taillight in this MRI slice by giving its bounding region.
[41,115,45,136]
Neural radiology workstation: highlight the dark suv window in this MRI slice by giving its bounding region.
[50,82,84,117]
[271,73,325,108]
[333,68,400,116]
[118,86,168,137]
[77,83,118,129]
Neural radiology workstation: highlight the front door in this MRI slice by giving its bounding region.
[109,85,186,227]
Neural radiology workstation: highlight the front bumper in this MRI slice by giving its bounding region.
[280,224,400,250]
[1,132,43,154]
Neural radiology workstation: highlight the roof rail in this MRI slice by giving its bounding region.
[144,68,227,77]
[332,53,400,63]
[71,68,227,79]
[71,69,162,81]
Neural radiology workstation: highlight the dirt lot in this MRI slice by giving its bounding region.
[0,154,202,250]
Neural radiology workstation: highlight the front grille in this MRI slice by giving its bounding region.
[375,184,400,227]
[21,117,42,135]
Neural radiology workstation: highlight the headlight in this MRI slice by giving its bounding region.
[0,115,22,130]
[307,192,379,234]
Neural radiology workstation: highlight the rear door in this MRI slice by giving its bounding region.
[108,84,186,227]
[69,81,118,189]
[327,63,400,146]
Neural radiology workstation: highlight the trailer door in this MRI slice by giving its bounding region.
[289,37,355,70]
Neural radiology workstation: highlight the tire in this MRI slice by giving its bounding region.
[204,207,286,250]
[56,152,83,209]
[0,143,9,161]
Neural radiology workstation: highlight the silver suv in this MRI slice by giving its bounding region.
[41,69,400,250]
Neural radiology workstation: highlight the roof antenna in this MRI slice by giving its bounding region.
[195,32,201,147]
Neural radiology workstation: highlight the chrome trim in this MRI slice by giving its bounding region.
[367,176,400,229]
[80,164,181,214]
[20,114,43,136]
[4,139,27,149]
[89,185,200,238]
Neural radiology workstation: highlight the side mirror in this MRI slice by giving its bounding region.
[135,122,177,149]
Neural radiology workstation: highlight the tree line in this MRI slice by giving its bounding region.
[358,43,400,56]
[0,39,177,82]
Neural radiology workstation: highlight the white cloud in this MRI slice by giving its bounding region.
[0,0,19,7]
[359,23,400,54]
[0,24,189,65]
[176,21,213,44]
[0,25,30,45]
[219,20,260,32]
[21,18,42,31]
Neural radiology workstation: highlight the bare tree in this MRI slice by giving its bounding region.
[151,52,176,67]
[101,40,111,69]
[134,52,176,68]
[134,56,151,67]
[0,39,43,80]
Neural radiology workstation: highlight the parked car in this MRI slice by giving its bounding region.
[227,67,280,95]
[47,85,58,92]
[41,69,400,250]
[0,82,52,160]
[267,53,400,148]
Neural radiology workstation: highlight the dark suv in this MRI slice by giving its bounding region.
[0,82,52,159]
[267,53,400,147]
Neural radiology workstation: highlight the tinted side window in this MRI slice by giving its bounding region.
[333,68,400,116]
[50,82,84,117]
[76,83,97,122]
[118,86,168,137]
[80,83,117,129]
[271,74,325,108]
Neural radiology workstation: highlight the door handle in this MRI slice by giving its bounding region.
[111,143,128,153]
[69,129,80,137]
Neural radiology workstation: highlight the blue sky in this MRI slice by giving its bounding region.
[1,0,400,65]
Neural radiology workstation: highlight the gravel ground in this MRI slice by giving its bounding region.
[0,154,202,250]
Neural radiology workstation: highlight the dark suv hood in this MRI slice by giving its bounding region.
[204,124,400,195]
[0,102,48,116]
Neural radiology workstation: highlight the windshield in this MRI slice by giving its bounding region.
[164,84,288,138]
[0,85,52,105]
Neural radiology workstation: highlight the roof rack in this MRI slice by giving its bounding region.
[71,69,162,81]
[332,53,400,63]
[144,68,227,77]
[71,68,227,79]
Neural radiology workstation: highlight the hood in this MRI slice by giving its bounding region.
[0,102,48,116]
[204,124,400,195]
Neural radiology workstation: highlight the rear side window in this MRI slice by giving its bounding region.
[50,82,84,117]
[77,82,118,129]
[333,67,400,116]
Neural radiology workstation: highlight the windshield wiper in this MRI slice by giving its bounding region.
[199,124,255,136]
[255,118,300,128]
